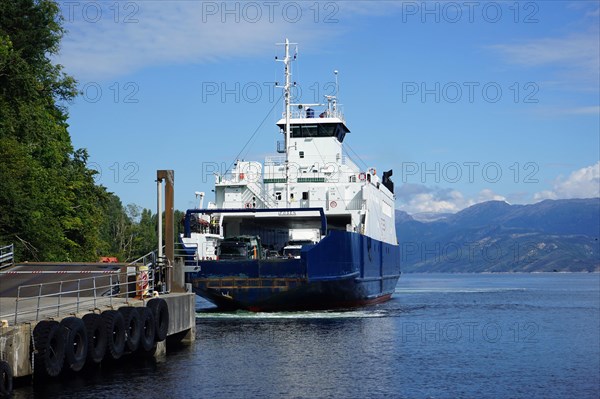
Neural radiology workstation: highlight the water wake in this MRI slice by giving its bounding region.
[195,309,388,320]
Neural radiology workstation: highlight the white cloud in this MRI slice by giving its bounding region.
[491,34,598,67]
[477,189,506,203]
[490,32,600,89]
[534,161,600,201]
[396,185,506,214]
[55,2,339,80]
[397,163,600,215]
[405,190,468,214]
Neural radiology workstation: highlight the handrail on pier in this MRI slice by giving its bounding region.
[1,248,167,325]
[0,243,14,269]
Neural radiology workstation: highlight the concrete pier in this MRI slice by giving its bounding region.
[0,170,196,395]
[0,260,196,395]
[0,292,195,380]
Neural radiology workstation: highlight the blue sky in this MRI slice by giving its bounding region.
[55,0,599,214]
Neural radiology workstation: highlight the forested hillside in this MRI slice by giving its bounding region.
[0,0,160,262]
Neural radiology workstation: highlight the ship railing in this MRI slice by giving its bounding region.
[264,156,286,166]
[175,241,212,276]
[0,243,14,270]
[175,241,196,256]
[216,173,241,185]
[266,155,359,171]
[175,242,201,263]
[283,107,345,121]
[216,171,262,185]
[3,262,156,325]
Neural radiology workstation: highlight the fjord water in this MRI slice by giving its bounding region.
[16,273,599,399]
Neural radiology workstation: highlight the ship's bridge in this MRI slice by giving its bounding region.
[276,107,350,143]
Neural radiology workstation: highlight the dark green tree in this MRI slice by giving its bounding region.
[133,208,158,259]
[96,195,160,262]
[0,0,107,261]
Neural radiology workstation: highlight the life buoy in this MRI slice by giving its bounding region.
[60,317,88,372]
[147,298,169,342]
[0,360,13,397]
[136,307,156,353]
[330,201,337,208]
[33,320,65,377]
[359,172,366,181]
[101,310,126,360]
[82,313,107,364]
[119,307,142,353]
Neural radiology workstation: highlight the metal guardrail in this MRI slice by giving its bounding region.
[0,244,14,269]
[264,155,286,166]
[129,248,159,269]
[283,107,345,121]
[175,242,203,266]
[0,249,163,325]
[174,241,196,256]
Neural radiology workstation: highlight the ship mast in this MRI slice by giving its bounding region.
[276,38,296,207]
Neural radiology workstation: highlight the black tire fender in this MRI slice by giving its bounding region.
[119,307,142,352]
[82,313,107,364]
[147,298,169,342]
[60,317,88,372]
[136,306,156,352]
[0,360,13,397]
[101,310,126,360]
[32,320,65,377]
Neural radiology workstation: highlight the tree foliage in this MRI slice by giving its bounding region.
[0,0,105,260]
[97,195,159,262]
[0,1,174,262]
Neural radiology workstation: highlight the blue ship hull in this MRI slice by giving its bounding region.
[185,230,401,311]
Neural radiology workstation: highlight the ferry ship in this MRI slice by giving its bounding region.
[182,39,400,311]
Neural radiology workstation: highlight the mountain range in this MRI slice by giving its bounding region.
[396,198,600,272]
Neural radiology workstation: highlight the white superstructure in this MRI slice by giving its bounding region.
[209,39,397,246]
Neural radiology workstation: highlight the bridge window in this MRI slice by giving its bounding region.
[280,122,349,142]
[290,124,336,138]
